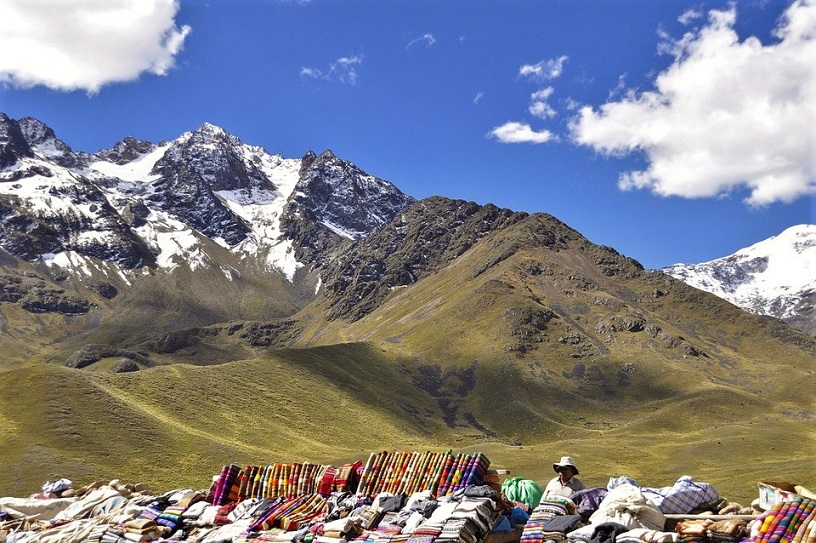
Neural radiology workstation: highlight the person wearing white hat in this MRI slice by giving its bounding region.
[543,456,585,498]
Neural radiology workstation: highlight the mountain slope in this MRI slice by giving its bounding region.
[664,224,816,336]
[1,114,814,503]
[0,345,452,497]
[0,113,414,364]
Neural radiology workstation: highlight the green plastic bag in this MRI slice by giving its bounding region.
[501,476,543,509]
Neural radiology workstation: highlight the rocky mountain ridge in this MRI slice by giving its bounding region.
[0,113,414,288]
[1,112,814,357]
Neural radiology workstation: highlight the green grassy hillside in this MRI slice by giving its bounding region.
[1,211,814,508]
[0,344,450,496]
[2,345,812,505]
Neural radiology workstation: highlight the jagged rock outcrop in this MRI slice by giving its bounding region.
[322,196,527,320]
[0,271,93,315]
[0,113,34,169]
[0,114,413,283]
[282,149,415,265]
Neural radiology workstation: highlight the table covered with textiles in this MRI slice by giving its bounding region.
[512,477,816,543]
[0,450,509,543]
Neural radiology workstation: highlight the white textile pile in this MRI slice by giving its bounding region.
[588,485,665,531]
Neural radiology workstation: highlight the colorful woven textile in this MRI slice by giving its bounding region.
[357,451,490,498]
[246,493,328,532]
[209,463,334,503]
[212,464,242,506]
[751,497,816,543]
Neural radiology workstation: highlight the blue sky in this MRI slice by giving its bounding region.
[1,0,814,270]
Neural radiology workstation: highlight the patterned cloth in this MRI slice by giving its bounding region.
[752,497,816,543]
[357,451,490,499]
[641,477,718,515]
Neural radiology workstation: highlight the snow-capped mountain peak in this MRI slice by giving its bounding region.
[0,114,414,283]
[663,224,816,333]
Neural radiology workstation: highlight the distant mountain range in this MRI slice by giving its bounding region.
[1,113,814,498]
[664,225,816,336]
[0,113,412,281]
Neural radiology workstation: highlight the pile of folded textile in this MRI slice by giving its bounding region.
[350,486,504,543]
[520,497,578,543]
[0,451,504,543]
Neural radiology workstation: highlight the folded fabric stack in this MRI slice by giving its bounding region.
[536,514,583,542]
[537,498,578,520]
[136,500,166,521]
[521,498,579,543]
[321,517,364,539]
[246,494,328,532]
[355,506,386,530]
[243,529,286,543]
[706,519,747,543]
[674,519,712,543]
[407,526,442,543]
[100,525,129,543]
[437,517,478,543]
[122,517,165,542]
[86,524,111,543]
[615,528,677,543]
[155,504,186,532]
[373,520,405,537]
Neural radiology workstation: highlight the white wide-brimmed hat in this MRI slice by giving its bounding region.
[553,456,579,475]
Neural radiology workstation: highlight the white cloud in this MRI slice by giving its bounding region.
[519,55,568,81]
[570,0,816,207]
[564,97,581,111]
[529,87,556,119]
[301,55,364,85]
[473,91,485,104]
[300,67,322,79]
[407,33,436,49]
[678,8,703,25]
[0,0,190,93]
[488,122,553,144]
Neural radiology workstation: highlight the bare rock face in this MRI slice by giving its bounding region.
[95,136,154,165]
[281,150,415,266]
[0,115,414,280]
[321,196,528,321]
[0,113,35,169]
[18,117,82,168]
[0,271,92,315]
[65,344,150,369]
[113,359,140,373]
